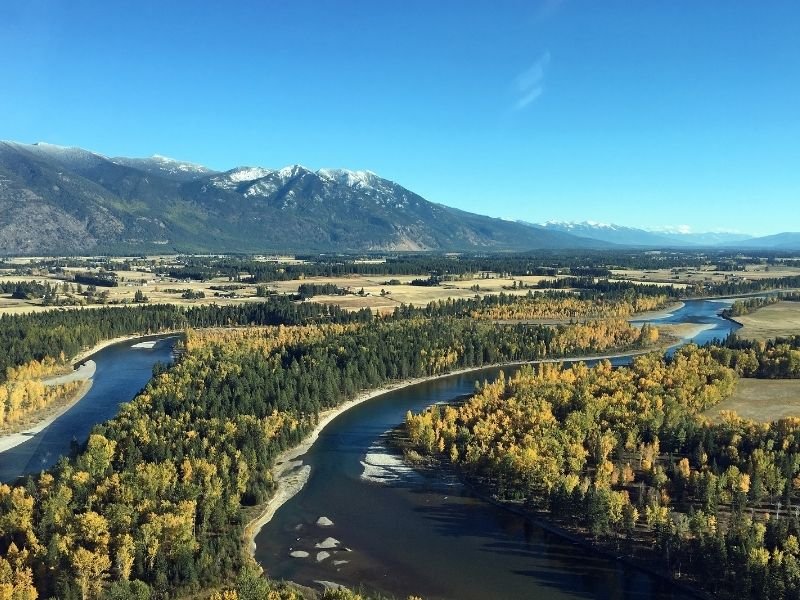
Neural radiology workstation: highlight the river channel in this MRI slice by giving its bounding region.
[0,335,177,481]
[0,300,740,598]
[253,299,739,599]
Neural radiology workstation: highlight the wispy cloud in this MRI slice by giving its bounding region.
[514,51,551,110]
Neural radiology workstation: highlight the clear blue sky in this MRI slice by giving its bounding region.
[2,1,798,235]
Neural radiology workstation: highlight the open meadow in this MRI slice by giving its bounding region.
[705,377,800,423]
[733,301,800,340]
[0,268,567,316]
[611,264,800,286]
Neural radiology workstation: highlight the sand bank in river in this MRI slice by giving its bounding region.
[0,332,177,455]
[0,379,93,454]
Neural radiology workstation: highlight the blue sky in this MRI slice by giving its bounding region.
[1,1,798,235]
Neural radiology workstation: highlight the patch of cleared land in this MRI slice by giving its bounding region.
[657,322,714,341]
[611,265,800,287]
[271,274,567,314]
[733,301,800,341]
[705,378,800,423]
[0,271,271,316]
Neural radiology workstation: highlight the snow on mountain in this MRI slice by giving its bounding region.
[317,168,378,188]
[227,167,273,183]
[109,154,218,181]
[211,167,274,190]
[532,220,757,247]
[12,141,108,170]
[533,221,694,246]
[243,179,281,198]
[148,155,214,174]
[647,224,694,235]
[210,164,412,210]
[539,220,619,231]
[0,140,642,253]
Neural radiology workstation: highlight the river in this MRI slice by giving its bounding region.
[253,299,740,599]
[0,300,739,598]
[0,335,177,482]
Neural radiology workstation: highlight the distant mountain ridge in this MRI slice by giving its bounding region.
[730,232,800,250]
[0,141,606,255]
[1,141,795,255]
[530,221,681,247]
[532,221,766,248]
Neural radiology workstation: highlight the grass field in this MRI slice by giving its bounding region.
[9,257,798,318]
[611,265,800,287]
[273,274,564,315]
[733,301,800,340]
[705,378,800,423]
[0,271,270,316]
[0,271,568,316]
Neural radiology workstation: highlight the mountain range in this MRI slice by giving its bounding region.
[0,141,797,255]
[0,141,605,255]
[531,221,758,248]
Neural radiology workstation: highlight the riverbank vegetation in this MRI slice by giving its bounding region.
[0,379,83,432]
[0,303,661,598]
[0,287,673,384]
[404,343,800,599]
[472,293,668,320]
[0,299,370,381]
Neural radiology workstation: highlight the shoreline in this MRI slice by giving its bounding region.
[71,330,181,366]
[0,379,93,453]
[41,360,96,386]
[629,300,685,321]
[243,343,679,558]
[0,331,179,455]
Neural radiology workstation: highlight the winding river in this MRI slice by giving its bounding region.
[253,299,740,600]
[0,300,741,598]
[0,335,177,481]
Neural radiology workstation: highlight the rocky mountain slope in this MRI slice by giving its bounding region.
[0,141,605,255]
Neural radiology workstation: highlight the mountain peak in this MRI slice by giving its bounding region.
[278,164,312,178]
[0,141,643,254]
[317,168,379,188]
[539,220,618,231]
[224,166,274,183]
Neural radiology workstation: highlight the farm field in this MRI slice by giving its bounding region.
[0,271,268,316]
[0,270,567,316]
[611,264,800,286]
[272,274,564,314]
[733,301,800,340]
[705,377,800,423]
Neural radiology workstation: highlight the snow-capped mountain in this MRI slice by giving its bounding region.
[655,231,754,246]
[531,221,682,246]
[112,154,218,182]
[206,165,416,210]
[533,221,756,247]
[6,141,109,171]
[0,141,603,254]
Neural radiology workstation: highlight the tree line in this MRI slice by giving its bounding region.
[0,298,371,382]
